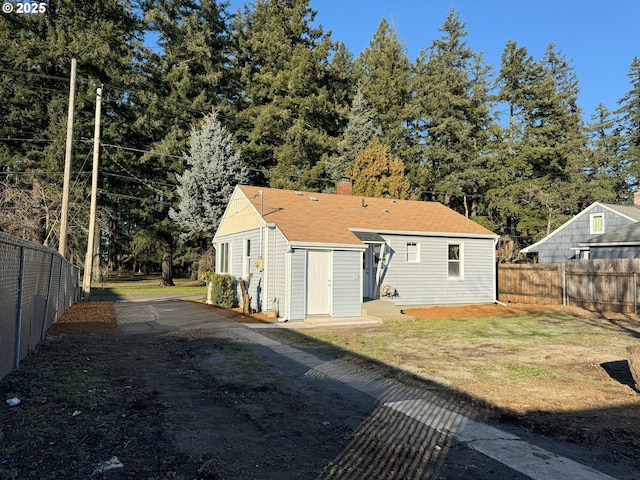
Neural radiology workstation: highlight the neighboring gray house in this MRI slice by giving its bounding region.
[521,200,640,263]
[213,184,498,321]
[575,222,640,259]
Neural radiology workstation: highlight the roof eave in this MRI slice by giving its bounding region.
[349,227,498,240]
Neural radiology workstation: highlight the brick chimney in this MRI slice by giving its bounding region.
[337,176,352,196]
[635,189,640,208]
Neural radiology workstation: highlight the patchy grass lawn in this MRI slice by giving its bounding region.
[262,306,640,447]
[89,273,207,296]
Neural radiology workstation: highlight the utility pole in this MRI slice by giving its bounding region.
[58,58,77,258]
[82,85,103,301]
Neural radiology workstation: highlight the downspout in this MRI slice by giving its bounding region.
[493,237,507,306]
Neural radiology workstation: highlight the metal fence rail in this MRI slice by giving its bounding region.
[0,232,80,380]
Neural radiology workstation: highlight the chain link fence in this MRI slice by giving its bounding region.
[0,232,80,380]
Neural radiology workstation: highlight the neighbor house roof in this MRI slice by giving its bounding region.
[237,185,496,245]
[578,222,640,247]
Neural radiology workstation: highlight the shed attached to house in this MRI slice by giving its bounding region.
[213,185,498,321]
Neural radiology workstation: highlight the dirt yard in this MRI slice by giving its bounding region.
[1,301,639,479]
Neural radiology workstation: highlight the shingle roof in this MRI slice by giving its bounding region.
[238,185,495,244]
[580,222,640,246]
[602,204,640,222]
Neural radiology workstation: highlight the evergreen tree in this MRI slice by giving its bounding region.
[170,112,249,238]
[413,8,494,213]
[327,89,377,182]
[232,0,343,190]
[584,103,627,202]
[354,19,413,161]
[347,138,410,199]
[490,42,588,241]
[0,0,142,260]
[617,56,640,185]
[138,0,233,159]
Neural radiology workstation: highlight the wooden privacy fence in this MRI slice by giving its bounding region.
[498,259,640,314]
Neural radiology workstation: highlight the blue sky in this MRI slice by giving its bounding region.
[228,0,640,121]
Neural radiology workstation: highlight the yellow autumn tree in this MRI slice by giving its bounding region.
[346,138,410,199]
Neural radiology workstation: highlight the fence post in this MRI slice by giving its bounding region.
[13,246,26,369]
[55,258,63,322]
[561,262,567,306]
[40,253,55,340]
[634,273,637,316]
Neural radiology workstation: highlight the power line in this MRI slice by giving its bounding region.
[0,68,70,82]
[97,189,171,204]
[100,142,183,159]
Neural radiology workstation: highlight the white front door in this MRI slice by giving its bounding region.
[307,250,331,315]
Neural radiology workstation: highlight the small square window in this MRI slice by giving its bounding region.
[407,242,419,263]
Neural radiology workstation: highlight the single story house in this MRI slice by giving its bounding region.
[520,198,640,263]
[213,183,498,320]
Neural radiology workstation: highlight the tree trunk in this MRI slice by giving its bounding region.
[160,244,174,286]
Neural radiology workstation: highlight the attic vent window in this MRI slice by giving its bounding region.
[309,196,318,202]
[294,191,303,196]
[383,209,389,213]
[590,213,605,234]
[391,199,397,203]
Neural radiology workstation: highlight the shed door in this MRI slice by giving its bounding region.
[307,251,331,315]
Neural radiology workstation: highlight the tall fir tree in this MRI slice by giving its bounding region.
[413,8,494,214]
[354,19,413,164]
[584,103,627,203]
[617,56,640,186]
[231,0,344,190]
[0,0,142,262]
[490,42,588,242]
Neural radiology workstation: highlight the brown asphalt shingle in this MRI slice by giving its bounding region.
[239,185,496,244]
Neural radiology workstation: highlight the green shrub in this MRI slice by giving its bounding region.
[201,272,237,308]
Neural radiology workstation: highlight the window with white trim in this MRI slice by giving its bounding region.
[242,238,251,276]
[406,242,419,263]
[219,242,230,273]
[448,243,462,278]
[590,213,604,234]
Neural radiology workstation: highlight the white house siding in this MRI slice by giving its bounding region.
[215,229,263,311]
[380,235,495,305]
[288,248,306,320]
[264,227,288,316]
[332,250,362,317]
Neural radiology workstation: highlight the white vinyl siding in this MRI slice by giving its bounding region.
[288,248,306,320]
[332,250,362,317]
[381,235,494,305]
